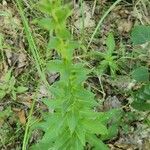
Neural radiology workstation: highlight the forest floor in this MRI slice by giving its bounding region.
[0,0,150,150]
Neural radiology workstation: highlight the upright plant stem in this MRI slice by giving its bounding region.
[87,0,122,49]
[22,98,36,150]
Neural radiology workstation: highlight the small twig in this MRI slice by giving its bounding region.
[92,0,97,16]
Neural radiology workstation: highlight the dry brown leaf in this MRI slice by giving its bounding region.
[17,94,33,108]
[17,109,26,125]
[142,139,150,150]
[5,50,27,68]
[0,61,8,78]
[117,19,133,33]
[103,96,121,111]
[5,50,28,76]
[47,73,59,85]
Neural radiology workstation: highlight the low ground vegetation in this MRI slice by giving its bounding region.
[0,0,150,150]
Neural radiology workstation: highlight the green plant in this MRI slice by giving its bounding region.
[130,26,150,111]
[131,66,150,111]
[131,66,149,83]
[29,1,122,150]
[0,32,27,100]
[0,107,12,122]
[91,33,119,77]
[130,25,150,63]
[131,84,150,111]
[0,107,12,147]
[0,70,28,100]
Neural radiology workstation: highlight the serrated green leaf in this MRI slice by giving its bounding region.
[131,66,149,82]
[47,37,60,50]
[82,119,108,135]
[76,126,86,146]
[39,113,62,132]
[53,130,70,150]
[131,25,150,45]
[38,0,61,14]
[47,60,63,73]
[87,135,109,150]
[43,98,62,109]
[67,41,79,51]
[35,18,55,31]
[67,110,78,133]
[101,124,119,140]
[55,5,72,24]
[70,63,89,84]
[29,142,52,150]
[74,137,84,150]
[98,109,122,124]
[38,0,51,14]
[50,84,66,98]
[80,110,101,119]
[57,27,71,40]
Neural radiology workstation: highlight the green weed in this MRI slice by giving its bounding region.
[28,1,122,150]
[130,25,150,111]
[91,33,119,77]
[1,0,150,149]
[0,70,28,100]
